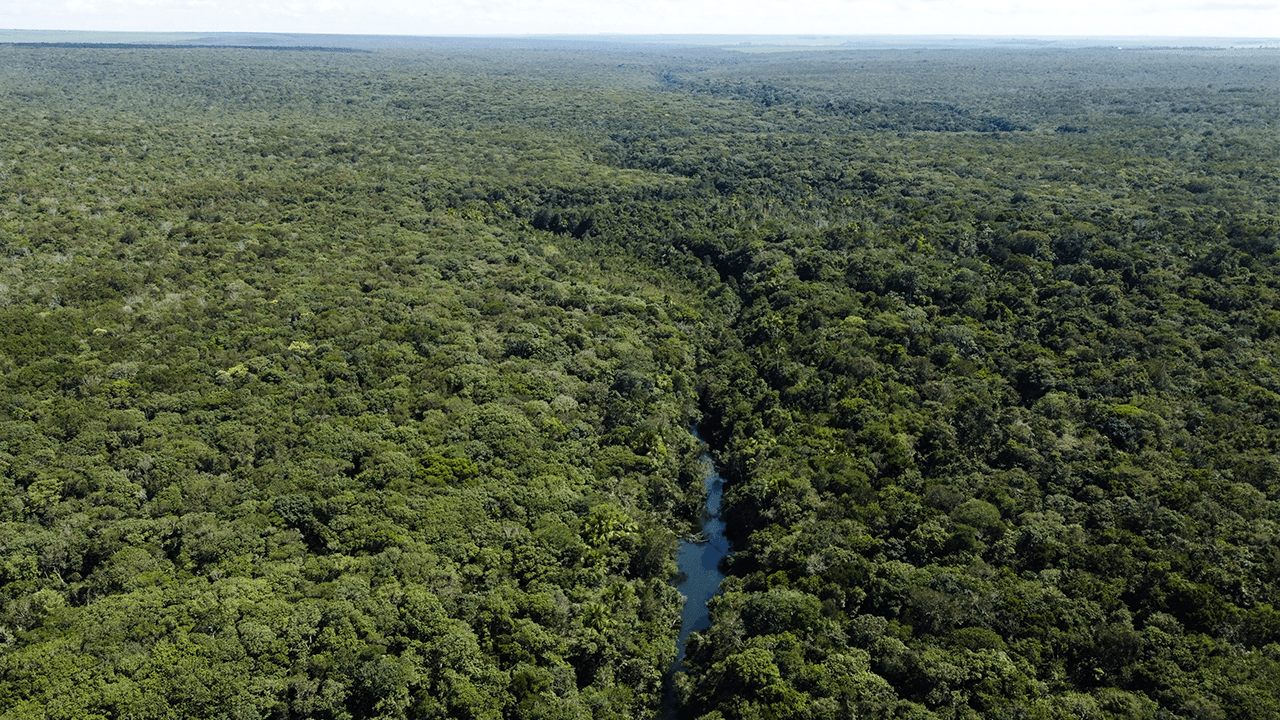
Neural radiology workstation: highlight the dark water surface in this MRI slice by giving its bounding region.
[661,430,730,717]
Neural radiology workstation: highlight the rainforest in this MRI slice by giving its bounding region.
[2,35,1279,719]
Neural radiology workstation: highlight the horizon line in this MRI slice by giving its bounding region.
[3,28,1279,41]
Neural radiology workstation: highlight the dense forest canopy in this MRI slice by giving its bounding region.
[2,38,1279,719]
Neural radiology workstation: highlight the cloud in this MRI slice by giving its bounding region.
[0,0,1276,36]
[1193,1,1277,9]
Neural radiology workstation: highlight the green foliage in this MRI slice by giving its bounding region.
[2,38,1280,720]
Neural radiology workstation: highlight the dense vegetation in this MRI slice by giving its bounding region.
[2,38,1279,719]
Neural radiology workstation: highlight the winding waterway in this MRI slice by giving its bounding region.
[661,429,731,717]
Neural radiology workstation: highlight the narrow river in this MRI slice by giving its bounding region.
[660,429,730,717]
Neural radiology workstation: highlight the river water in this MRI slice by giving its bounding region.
[660,430,730,716]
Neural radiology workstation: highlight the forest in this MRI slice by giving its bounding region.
[1,36,1279,719]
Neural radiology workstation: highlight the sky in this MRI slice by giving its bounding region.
[0,0,1277,38]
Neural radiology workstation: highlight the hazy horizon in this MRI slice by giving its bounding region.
[2,28,1278,52]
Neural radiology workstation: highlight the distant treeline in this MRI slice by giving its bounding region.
[4,42,371,53]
